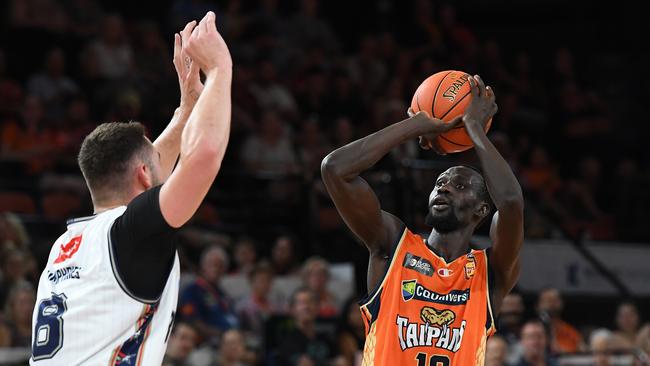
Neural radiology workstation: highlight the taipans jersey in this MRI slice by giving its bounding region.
[30,207,180,366]
[359,228,496,366]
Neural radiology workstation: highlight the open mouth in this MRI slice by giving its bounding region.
[431,196,450,211]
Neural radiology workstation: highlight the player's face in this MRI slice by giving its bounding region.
[427,167,485,233]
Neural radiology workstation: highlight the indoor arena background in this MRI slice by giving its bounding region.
[0,0,648,365]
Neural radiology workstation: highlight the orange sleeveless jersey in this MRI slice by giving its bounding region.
[359,228,496,366]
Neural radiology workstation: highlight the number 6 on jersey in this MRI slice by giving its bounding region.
[32,293,68,361]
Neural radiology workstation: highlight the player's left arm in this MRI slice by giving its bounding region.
[153,21,204,181]
[463,75,524,307]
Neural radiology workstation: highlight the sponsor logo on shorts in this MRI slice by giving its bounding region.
[48,266,82,284]
[401,279,470,305]
[403,252,434,277]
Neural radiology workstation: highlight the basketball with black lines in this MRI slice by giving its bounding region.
[410,70,492,153]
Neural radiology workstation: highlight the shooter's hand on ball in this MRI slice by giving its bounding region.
[407,107,463,154]
[463,75,498,131]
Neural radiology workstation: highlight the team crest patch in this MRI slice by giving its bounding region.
[402,279,416,301]
[54,235,83,264]
[403,252,434,276]
[420,306,455,327]
[464,253,476,279]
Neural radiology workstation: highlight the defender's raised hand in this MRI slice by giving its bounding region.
[184,11,232,75]
[173,20,203,107]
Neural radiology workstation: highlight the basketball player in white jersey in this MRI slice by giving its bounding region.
[30,11,232,365]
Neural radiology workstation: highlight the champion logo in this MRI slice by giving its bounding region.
[437,268,454,277]
[54,235,83,264]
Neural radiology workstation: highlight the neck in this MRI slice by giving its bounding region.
[426,227,474,262]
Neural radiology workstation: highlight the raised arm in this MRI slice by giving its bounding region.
[159,12,232,228]
[321,113,461,253]
[153,21,204,181]
[463,75,524,301]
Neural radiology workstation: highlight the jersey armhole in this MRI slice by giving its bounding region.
[107,225,160,304]
[359,224,407,307]
[484,247,497,335]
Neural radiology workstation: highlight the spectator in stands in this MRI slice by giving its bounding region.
[590,328,613,366]
[485,335,508,366]
[636,324,650,360]
[0,213,30,252]
[611,301,641,351]
[515,320,558,366]
[0,95,63,173]
[87,14,133,79]
[179,245,239,341]
[232,236,258,276]
[9,0,68,32]
[498,292,525,363]
[26,47,80,120]
[237,261,279,338]
[162,322,199,366]
[249,60,298,116]
[297,119,332,180]
[275,287,333,365]
[536,287,584,354]
[215,329,254,366]
[271,235,299,276]
[0,281,35,347]
[0,249,29,308]
[241,109,299,178]
[302,256,338,318]
[335,298,365,366]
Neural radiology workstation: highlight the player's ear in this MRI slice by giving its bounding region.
[136,163,152,190]
[475,202,490,219]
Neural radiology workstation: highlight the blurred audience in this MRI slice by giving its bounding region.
[179,245,239,341]
[274,287,333,366]
[163,322,199,366]
[515,320,558,366]
[301,256,339,318]
[0,281,36,348]
[536,287,584,354]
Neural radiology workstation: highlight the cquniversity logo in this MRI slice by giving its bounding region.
[402,279,417,301]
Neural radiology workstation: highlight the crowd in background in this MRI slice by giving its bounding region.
[0,0,649,365]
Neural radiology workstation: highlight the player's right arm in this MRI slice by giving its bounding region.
[321,113,461,282]
[159,11,232,228]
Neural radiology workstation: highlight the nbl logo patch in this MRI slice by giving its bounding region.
[403,252,434,277]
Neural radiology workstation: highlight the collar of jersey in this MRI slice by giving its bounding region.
[422,238,472,266]
[66,215,97,225]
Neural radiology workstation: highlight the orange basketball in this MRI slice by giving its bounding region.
[410,70,492,153]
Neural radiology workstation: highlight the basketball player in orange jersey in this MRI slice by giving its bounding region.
[321,75,523,366]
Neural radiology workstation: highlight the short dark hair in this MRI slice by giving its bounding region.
[78,122,150,197]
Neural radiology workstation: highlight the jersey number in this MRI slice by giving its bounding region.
[416,353,450,366]
[32,293,68,361]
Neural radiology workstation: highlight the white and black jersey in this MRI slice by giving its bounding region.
[31,186,180,366]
